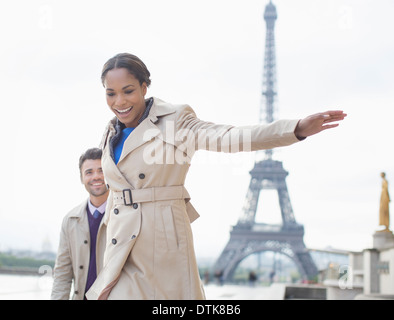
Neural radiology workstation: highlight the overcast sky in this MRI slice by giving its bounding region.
[1,0,393,261]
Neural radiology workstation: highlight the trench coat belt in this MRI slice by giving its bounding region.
[112,185,191,206]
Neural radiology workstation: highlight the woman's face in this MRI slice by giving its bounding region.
[104,68,147,128]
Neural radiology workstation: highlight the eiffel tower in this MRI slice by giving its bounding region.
[213,1,318,282]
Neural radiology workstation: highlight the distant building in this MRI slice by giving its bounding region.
[41,235,53,253]
[322,232,394,299]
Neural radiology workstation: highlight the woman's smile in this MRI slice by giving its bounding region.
[114,106,134,118]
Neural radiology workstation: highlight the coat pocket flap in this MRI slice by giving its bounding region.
[186,201,200,223]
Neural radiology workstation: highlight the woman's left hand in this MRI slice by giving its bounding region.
[294,110,347,140]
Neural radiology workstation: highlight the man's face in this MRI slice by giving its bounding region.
[80,159,107,197]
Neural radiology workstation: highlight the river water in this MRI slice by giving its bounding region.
[0,274,53,300]
[0,274,274,300]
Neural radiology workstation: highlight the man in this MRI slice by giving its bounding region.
[51,148,109,300]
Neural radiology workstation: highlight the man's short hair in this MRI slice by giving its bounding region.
[79,148,103,174]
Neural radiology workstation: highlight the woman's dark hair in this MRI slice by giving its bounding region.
[101,53,151,87]
[79,147,103,174]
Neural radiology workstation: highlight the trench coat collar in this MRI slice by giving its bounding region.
[116,97,176,164]
[147,97,177,123]
[68,198,89,219]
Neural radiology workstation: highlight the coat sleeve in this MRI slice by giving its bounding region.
[174,105,301,157]
[50,217,73,300]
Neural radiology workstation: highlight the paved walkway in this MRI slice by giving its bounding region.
[204,283,285,300]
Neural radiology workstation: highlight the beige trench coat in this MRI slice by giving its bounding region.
[51,199,107,300]
[86,97,300,300]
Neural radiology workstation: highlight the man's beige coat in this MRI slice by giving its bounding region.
[86,97,300,300]
[51,200,106,300]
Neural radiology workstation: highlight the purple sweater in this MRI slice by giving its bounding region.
[84,206,104,296]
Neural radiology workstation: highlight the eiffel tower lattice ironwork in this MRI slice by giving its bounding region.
[213,1,318,282]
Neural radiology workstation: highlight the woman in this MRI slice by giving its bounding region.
[86,53,346,300]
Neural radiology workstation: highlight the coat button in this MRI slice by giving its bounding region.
[84,240,88,244]
[131,235,136,240]
[139,173,145,179]
[112,238,117,245]
[79,265,83,269]
[114,208,119,214]
[74,290,79,295]
[133,203,138,209]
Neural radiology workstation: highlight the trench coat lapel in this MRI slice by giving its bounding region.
[102,142,132,188]
[100,116,137,191]
[117,97,176,165]
[69,199,90,239]
[116,115,159,165]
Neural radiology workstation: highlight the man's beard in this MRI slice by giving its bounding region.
[87,184,108,197]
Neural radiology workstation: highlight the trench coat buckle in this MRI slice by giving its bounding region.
[122,189,133,206]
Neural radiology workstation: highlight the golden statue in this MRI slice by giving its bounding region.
[379,172,390,231]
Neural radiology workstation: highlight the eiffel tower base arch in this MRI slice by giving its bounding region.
[213,224,318,282]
